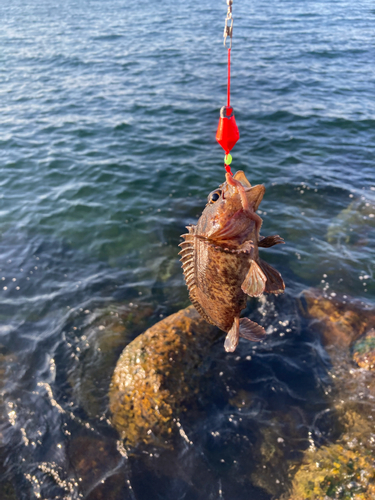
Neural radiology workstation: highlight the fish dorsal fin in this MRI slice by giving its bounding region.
[258,259,285,294]
[179,228,215,325]
[233,171,251,188]
[241,260,267,297]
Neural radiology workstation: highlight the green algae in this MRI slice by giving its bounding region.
[286,412,375,500]
[352,329,375,371]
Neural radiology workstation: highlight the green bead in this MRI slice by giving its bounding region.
[224,153,232,165]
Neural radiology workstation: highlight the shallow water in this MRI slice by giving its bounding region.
[1,0,375,498]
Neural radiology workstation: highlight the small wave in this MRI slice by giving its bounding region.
[91,34,124,41]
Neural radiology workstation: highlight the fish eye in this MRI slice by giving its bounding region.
[208,190,222,204]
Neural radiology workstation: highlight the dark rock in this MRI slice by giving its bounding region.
[68,434,124,499]
[85,471,131,500]
[0,350,18,500]
[0,472,18,500]
[68,302,154,418]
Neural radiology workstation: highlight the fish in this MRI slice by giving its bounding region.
[179,171,285,352]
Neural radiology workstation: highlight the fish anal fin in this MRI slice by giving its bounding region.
[241,261,267,297]
[224,317,240,352]
[239,318,266,341]
[258,235,284,248]
[259,259,285,294]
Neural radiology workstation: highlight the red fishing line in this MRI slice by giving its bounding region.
[227,48,231,108]
[216,0,238,175]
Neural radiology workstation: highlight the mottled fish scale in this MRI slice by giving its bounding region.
[194,239,249,331]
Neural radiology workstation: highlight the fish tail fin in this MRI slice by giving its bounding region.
[258,259,285,294]
[224,317,240,352]
[239,318,266,341]
[241,260,267,297]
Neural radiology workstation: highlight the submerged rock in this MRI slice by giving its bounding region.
[286,289,375,499]
[0,472,17,500]
[299,288,375,418]
[0,349,18,500]
[299,288,375,347]
[68,433,126,499]
[352,328,375,371]
[326,197,375,246]
[249,409,309,498]
[109,306,219,447]
[286,411,375,500]
[68,301,154,418]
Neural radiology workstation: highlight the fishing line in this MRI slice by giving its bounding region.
[216,0,240,176]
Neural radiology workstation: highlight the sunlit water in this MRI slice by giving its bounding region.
[0,0,374,498]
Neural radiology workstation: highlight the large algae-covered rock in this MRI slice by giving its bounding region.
[286,290,375,500]
[299,289,375,347]
[286,411,375,500]
[109,306,219,447]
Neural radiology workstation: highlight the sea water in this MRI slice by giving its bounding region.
[1,0,374,498]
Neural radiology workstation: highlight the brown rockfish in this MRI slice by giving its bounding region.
[179,171,285,352]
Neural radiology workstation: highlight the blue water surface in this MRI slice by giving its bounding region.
[0,0,374,498]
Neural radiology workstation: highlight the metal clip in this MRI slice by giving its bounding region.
[220,106,233,119]
[224,18,233,48]
[223,0,233,48]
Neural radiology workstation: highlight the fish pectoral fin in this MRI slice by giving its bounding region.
[239,318,266,341]
[224,317,240,352]
[241,260,267,297]
[258,235,285,247]
[258,259,285,294]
